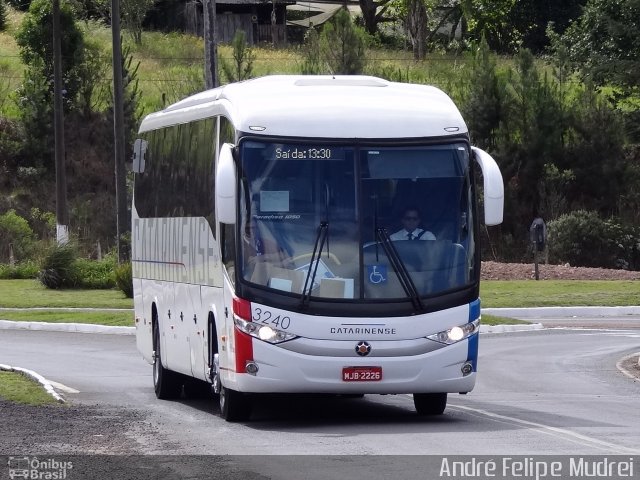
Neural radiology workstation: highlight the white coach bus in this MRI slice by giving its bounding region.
[131,75,504,421]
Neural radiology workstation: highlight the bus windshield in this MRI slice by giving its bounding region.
[238,140,475,302]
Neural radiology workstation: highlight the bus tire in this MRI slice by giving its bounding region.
[413,392,447,415]
[219,384,252,422]
[153,322,182,400]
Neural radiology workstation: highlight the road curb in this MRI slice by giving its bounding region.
[0,320,135,335]
[480,323,544,333]
[616,352,640,381]
[0,363,66,403]
[484,306,640,318]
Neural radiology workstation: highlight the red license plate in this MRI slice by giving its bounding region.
[342,366,382,382]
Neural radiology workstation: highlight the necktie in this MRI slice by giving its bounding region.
[407,232,414,240]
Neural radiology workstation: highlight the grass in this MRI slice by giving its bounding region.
[0,371,59,406]
[0,309,133,326]
[480,280,640,308]
[482,314,527,325]
[1,278,637,328]
[0,280,133,308]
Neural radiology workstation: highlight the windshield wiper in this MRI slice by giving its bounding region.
[300,221,329,308]
[376,227,424,311]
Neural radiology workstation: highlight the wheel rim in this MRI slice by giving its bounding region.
[153,357,159,386]
[153,328,160,387]
[212,353,221,394]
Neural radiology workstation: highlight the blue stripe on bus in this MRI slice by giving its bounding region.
[467,299,481,371]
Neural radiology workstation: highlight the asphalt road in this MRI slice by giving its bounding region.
[1,326,639,478]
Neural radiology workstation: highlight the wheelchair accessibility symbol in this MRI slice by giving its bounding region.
[367,265,387,284]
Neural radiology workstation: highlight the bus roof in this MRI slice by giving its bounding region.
[138,75,468,139]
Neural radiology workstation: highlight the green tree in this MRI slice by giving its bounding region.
[15,0,85,106]
[76,37,110,116]
[404,0,428,59]
[461,37,504,150]
[300,27,323,75]
[562,82,626,215]
[14,0,86,166]
[554,0,640,90]
[320,9,368,75]
[107,43,142,157]
[506,0,586,53]
[358,0,394,36]
[498,49,563,217]
[120,0,156,44]
[459,0,519,52]
[15,57,54,165]
[551,0,640,142]
[220,30,256,83]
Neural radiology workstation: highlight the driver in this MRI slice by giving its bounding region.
[389,207,436,241]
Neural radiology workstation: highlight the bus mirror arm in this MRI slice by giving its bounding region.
[472,147,504,226]
[216,143,237,224]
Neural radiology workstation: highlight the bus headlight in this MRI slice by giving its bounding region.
[427,319,480,345]
[234,317,298,344]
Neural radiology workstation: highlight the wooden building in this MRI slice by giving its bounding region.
[183,0,293,44]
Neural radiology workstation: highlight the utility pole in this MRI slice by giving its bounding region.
[112,0,129,262]
[204,0,218,89]
[53,0,69,245]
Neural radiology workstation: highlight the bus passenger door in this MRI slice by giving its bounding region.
[157,281,178,372]
[169,282,193,376]
[134,277,153,363]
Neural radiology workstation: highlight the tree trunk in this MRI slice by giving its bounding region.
[406,0,427,60]
[359,0,378,36]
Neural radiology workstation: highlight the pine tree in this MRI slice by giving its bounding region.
[320,9,368,75]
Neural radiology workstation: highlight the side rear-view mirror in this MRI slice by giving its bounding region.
[472,146,504,226]
[216,143,237,224]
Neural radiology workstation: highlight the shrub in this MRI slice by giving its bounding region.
[38,244,124,289]
[75,255,117,289]
[0,261,39,279]
[114,261,133,298]
[603,219,640,271]
[38,242,79,289]
[0,209,36,263]
[547,210,625,269]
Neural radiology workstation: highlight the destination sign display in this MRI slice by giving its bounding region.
[274,146,344,160]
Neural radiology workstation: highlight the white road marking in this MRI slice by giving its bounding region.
[47,380,80,394]
[448,403,640,454]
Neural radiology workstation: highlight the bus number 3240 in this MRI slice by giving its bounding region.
[252,307,291,330]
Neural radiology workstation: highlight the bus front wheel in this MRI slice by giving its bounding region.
[413,392,447,415]
[219,384,252,422]
[153,324,182,400]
